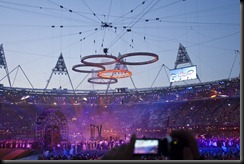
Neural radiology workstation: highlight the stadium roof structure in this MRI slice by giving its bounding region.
[0,0,240,91]
[169,43,201,87]
[44,53,75,93]
[0,44,11,87]
[0,43,239,94]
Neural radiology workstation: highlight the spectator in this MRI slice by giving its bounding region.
[101,129,201,160]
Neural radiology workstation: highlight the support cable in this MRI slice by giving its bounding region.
[163,64,170,83]
[111,0,147,24]
[228,50,239,79]
[0,65,19,82]
[19,65,35,89]
[81,0,103,23]
[75,73,90,90]
[107,0,160,49]
[12,66,19,87]
[151,64,163,88]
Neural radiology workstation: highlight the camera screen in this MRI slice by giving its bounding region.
[133,139,160,155]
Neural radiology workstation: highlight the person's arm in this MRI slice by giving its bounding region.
[101,129,201,160]
[170,129,200,160]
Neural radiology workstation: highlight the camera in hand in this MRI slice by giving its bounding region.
[133,138,161,156]
[133,135,185,159]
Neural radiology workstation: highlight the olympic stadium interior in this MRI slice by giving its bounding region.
[0,75,240,160]
[0,42,240,160]
[0,0,240,161]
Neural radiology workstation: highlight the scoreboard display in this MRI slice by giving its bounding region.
[169,65,197,82]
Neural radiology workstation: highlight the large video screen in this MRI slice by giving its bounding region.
[169,65,197,82]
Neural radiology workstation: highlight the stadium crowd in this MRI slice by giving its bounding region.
[0,77,240,160]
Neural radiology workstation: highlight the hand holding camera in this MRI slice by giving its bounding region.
[102,129,200,160]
